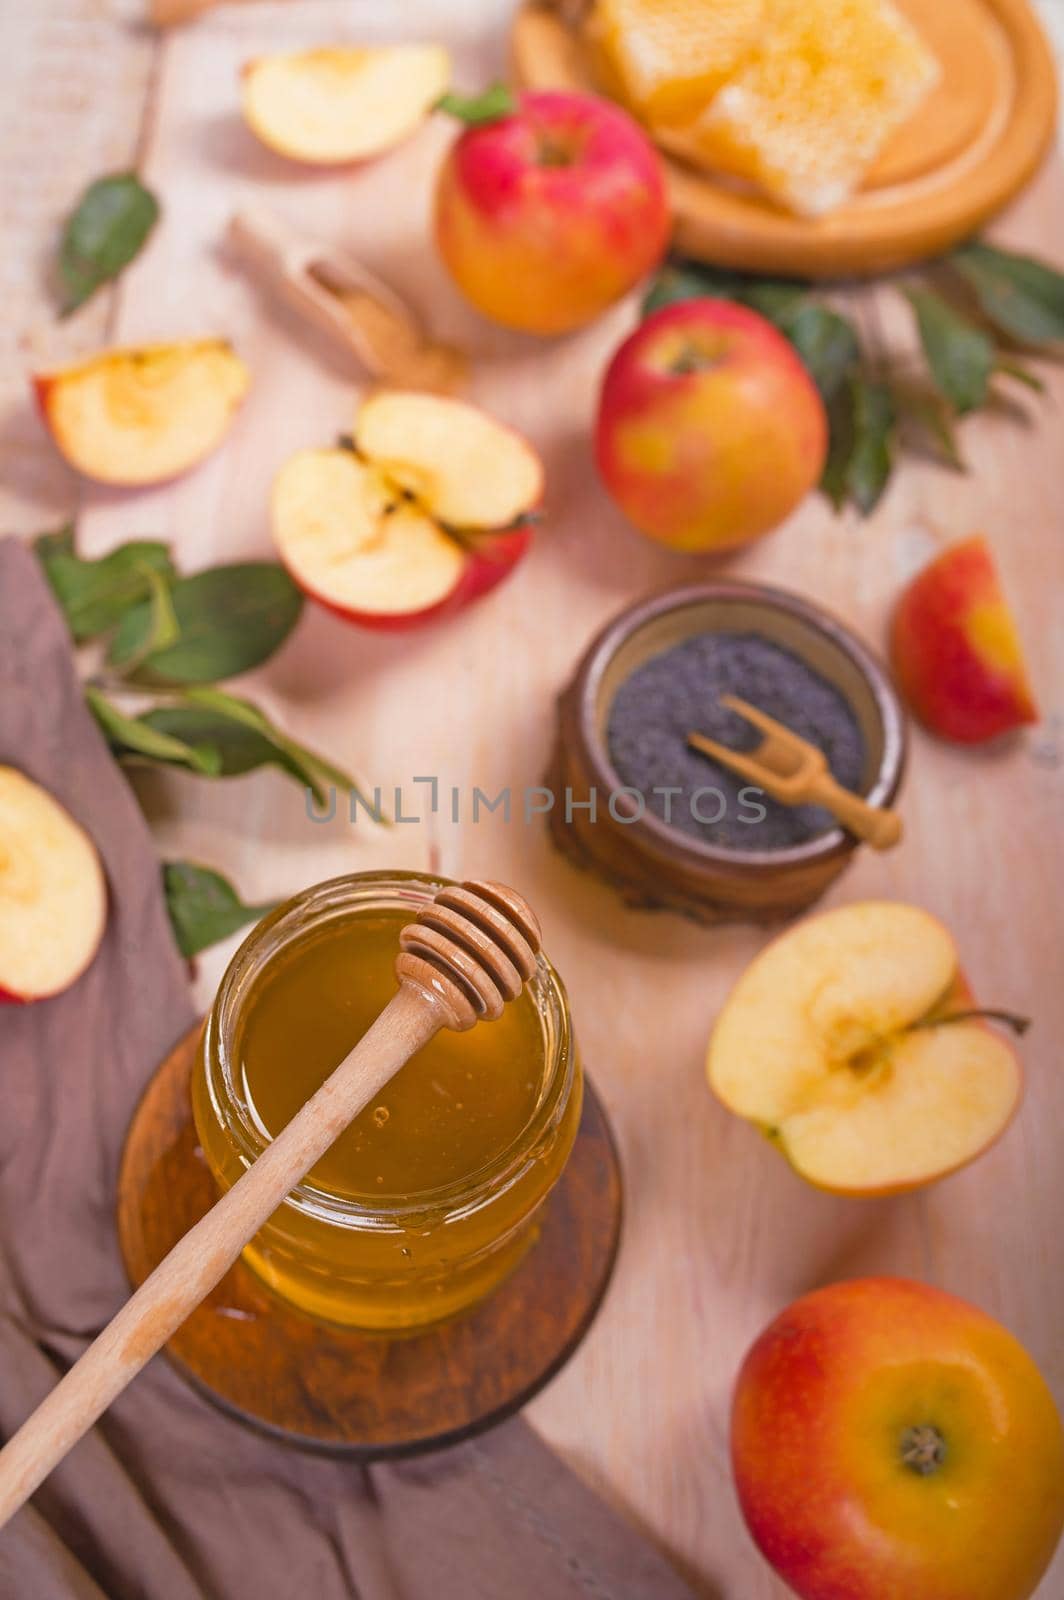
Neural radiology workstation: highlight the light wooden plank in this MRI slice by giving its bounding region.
[3,3,1063,1595]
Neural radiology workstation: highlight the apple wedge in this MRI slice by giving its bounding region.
[353,390,544,529]
[34,340,249,487]
[707,901,1022,1195]
[272,391,542,630]
[0,767,107,1004]
[241,44,450,165]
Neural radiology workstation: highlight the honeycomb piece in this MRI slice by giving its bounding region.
[688,0,940,216]
[589,0,765,125]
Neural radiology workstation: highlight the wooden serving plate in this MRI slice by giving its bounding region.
[511,0,1058,277]
[117,1025,622,1457]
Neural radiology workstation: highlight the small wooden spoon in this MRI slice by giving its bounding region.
[688,694,903,851]
[228,208,465,393]
[0,880,540,1528]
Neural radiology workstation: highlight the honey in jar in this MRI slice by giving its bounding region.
[193,873,581,1331]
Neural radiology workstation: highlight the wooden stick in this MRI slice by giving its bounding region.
[0,880,540,1527]
[149,0,273,29]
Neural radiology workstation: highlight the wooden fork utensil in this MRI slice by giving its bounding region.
[689,694,902,851]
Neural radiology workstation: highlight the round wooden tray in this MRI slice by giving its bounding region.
[117,1025,623,1457]
[511,0,1058,277]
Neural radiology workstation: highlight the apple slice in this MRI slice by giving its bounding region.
[241,44,450,165]
[891,535,1039,744]
[34,340,249,487]
[0,767,107,1004]
[272,448,467,620]
[354,390,544,530]
[707,901,1022,1195]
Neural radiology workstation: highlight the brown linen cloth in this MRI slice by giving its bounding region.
[0,537,697,1600]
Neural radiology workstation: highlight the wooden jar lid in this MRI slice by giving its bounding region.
[117,1025,622,1456]
[511,0,1057,277]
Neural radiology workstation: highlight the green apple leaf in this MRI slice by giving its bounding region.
[949,242,1064,344]
[108,562,302,683]
[642,262,805,321]
[436,85,515,126]
[773,302,860,402]
[57,172,160,316]
[163,861,277,959]
[822,376,896,514]
[35,531,176,642]
[907,288,994,415]
[994,357,1044,393]
[894,384,964,470]
[85,686,220,775]
[157,686,379,813]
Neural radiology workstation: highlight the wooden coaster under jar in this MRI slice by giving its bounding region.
[117,872,622,1455]
[547,582,907,925]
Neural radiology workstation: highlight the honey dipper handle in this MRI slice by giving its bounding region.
[0,982,440,1529]
[807,773,903,851]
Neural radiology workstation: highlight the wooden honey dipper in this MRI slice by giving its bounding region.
[0,880,541,1528]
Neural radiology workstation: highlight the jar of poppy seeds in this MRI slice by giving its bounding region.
[547,582,907,924]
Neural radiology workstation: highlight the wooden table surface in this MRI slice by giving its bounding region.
[2,4,1062,1596]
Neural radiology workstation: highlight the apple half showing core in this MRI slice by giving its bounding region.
[0,767,107,1004]
[271,391,543,630]
[34,340,250,487]
[707,902,1022,1195]
[241,44,451,165]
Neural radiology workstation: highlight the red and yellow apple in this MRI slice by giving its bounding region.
[271,390,542,630]
[891,535,1038,744]
[34,340,249,487]
[241,44,450,165]
[0,767,107,1004]
[707,901,1022,1194]
[595,298,827,552]
[434,89,670,335]
[732,1278,1064,1600]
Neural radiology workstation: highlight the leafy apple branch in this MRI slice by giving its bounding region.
[643,240,1064,514]
[35,528,374,958]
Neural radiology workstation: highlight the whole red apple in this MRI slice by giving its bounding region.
[733,1278,1064,1600]
[434,89,670,335]
[595,298,827,552]
[891,535,1038,743]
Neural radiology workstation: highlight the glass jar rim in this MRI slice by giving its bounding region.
[199,871,576,1225]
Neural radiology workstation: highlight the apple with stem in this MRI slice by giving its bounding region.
[34,340,249,487]
[733,1278,1064,1600]
[0,768,107,1004]
[707,901,1024,1194]
[241,44,451,165]
[435,88,670,335]
[595,298,828,552]
[271,390,543,631]
[891,535,1038,744]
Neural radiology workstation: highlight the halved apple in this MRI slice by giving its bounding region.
[354,390,544,528]
[34,340,249,487]
[0,767,107,1004]
[271,391,542,630]
[241,44,451,165]
[707,901,1022,1195]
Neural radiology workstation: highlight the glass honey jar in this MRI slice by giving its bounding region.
[192,872,582,1332]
